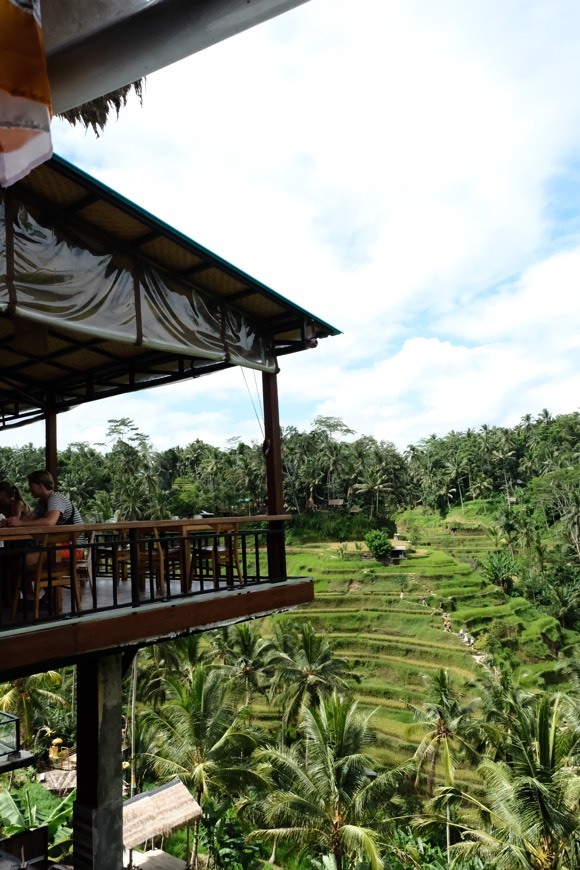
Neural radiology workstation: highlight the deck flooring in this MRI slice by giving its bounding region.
[1,569,239,628]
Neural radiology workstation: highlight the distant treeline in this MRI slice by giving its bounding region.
[0,410,578,532]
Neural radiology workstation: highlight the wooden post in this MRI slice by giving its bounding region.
[45,408,57,485]
[73,654,124,870]
[262,371,286,582]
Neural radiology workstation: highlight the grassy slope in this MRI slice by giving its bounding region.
[263,504,580,776]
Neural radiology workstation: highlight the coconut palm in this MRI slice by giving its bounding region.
[141,663,262,868]
[269,622,359,734]
[0,672,67,748]
[467,664,538,761]
[444,454,467,509]
[353,466,393,518]
[432,692,580,869]
[250,692,401,870]
[207,623,275,706]
[409,670,482,797]
[136,635,202,709]
[409,670,483,863]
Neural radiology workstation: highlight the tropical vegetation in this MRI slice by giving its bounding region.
[0,408,579,867]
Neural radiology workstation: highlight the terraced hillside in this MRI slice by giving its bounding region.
[265,509,580,774]
[278,542,485,768]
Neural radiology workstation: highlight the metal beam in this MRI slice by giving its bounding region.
[42,0,311,113]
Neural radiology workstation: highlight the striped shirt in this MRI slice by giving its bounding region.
[32,492,83,525]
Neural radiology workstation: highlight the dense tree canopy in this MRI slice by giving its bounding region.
[0,410,577,531]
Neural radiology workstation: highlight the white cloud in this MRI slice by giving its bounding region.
[3,0,580,455]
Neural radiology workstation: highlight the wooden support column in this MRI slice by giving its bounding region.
[45,408,58,485]
[262,371,286,582]
[73,654,124,870]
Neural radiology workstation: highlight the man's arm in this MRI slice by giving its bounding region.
[5,509,61,527]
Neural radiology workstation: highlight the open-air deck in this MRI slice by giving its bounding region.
[0,516,313,680]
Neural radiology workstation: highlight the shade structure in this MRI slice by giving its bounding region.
[0,154,340,431]
[123,780,202,850]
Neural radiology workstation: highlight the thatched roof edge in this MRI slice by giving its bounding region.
[123,779,201,849]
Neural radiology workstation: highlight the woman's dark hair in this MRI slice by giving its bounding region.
[0,480,24,502]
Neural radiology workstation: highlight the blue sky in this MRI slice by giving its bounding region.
[4,0,580,453]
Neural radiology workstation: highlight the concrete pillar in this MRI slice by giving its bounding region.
[73,654,124,870]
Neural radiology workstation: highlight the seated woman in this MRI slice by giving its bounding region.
[0,480,30,521]
[5,470,83,603]
[0,481,31,605]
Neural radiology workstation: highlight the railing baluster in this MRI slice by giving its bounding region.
[1,516,294,628]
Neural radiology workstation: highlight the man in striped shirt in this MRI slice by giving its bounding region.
[5,470,82,528]
[5,470,83,589]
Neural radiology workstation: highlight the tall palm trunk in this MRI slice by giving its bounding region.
[427,742,440,796]
[130,653,138,797]
[268,836,278,866]
[190,789,203,870]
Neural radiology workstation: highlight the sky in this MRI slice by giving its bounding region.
[5,0,580,453]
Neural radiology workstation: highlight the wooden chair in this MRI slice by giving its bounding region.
[11,533,83,620]
[115,527,166,595]
[76,531,95,589]
[194,524,243,589]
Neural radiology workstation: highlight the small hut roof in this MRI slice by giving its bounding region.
[129,849,187,869]
[41,769,77,793]
[123,780,201,849]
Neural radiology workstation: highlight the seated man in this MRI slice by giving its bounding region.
[5,470,83,586]
[6,470,82,529]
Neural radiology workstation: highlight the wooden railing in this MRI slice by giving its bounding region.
[0,515,291,630]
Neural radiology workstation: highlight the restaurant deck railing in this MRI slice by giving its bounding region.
[0,515,292,631]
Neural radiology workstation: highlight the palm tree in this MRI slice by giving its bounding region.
[0,672,67,748]
[478,551,519,595]
[432,692,580,869]
[409,669,482,863]
[444,454,467,508]
[269,622,359,734]
[207,623,275,706]
[467,663,537,761]
[250,692,399,870]
[409,670,481,797]
[353,466,392,518]
[136,636,202,709]
[141,664,261,868]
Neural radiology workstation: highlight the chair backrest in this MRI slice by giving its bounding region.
[139,527,164,555]
[34,532,79,583]
[213,524,242,578]
[214,523,239,544]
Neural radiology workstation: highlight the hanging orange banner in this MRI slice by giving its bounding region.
[0,0,52,187]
